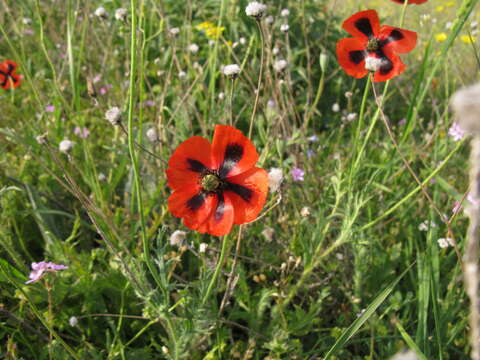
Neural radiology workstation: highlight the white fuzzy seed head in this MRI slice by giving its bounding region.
[169,27,180,36]
[59,139,74,153]
[223,64,241,77]
[268,168,284,193]
[115,8,128,21]
[69,316,78,327]
[105,107,122,125]
[274,59,288,72]
[245,2,267,19]
[346,113,357,122]
[94,7,107,18]
[188,43,199,53]
[281,9,290,17]
[199,243,208,253]
[178,71,187,79]
[170,230,187,247]
[218,92,225,100]
[365,56,384,72]
[300,207,311,217]
[239,37,247,45]
[451,82,480,134]
[332,103,340,112]
[146,128,159,142]
[280,24,289,33]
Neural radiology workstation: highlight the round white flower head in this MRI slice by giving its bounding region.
[69,316,78,327]
[170,230,187,247]
[281,9,290,17]
[59,139,74,153]
[365,56,385,72]
[178,71,187,79]
[390,349,419,360]
[265,15,274,24]
[272,47,280,56]
[94,7,107,18]
[268,168,284,193]
[169,27,180,36]
[115,8,128,21]
[261,227,275,242]
[98,172,107,181]
[199,243,208,253]
[36,133,48,145]
[105,106,122,125]
[332,103,340,112]
[274,59,288,72]
[218,92,225,100]
[188,43,199,53]
[300,206,311,217]
[146,127,159,142]
[280,24,289,33]
[239,37,247,45]
[346,113,357,122]
[451,82,480,134]
[245,2,267,19]
[23,17,32,25]
[223,64,241,77]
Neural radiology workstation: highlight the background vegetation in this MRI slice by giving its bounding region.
[1,0,479,358]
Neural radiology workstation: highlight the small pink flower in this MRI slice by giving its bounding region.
[45,105,55,113]
[26,261,68,284]
[468,193,480,206]
[291,167,305,182]
[452,201,462,214]
[448,123,465,142]
[74,126,90,139]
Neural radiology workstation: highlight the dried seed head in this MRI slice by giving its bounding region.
[105,107,122,125]
[169,230,187,247]
[268,168,283,193]
[115,8,128,21]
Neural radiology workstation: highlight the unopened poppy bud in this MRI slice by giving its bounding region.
[319,52,328,72]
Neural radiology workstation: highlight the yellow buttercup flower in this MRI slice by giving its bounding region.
[461,35,475,43]
[435,33,448,42]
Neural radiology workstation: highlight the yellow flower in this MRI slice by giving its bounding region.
[196,21,214,31]
[461,35,475,43]
[445,1,456,6]
[196,21,225,39]
[436,6,445,12]
[435,33,448,42]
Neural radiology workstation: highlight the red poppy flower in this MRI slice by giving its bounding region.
[0,60,21,90]
[391,0,428,4]
[336,10,417,82]
[166,125,268,236]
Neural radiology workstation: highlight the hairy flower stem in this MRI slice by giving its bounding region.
[202,233,231,306]
[248,19,265,139]
[229,77,236,125]
[465,136,480,360]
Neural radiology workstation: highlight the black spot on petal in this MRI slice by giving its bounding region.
[349,50,366,64]
[380,29,404,47]
[186,192,206,211]
[187,158,207,173]
[214,193,225,222]
[219,143,243,178]
[226,182,253,202]
[355,17,374,38]
[375,50,394,75]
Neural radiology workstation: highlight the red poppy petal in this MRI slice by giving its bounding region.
[336,38,369,79]
[379,26,417,54]
[372,48,405,82]
[225,167,268,225]
[168,189,215,230]
[166,136,212,190]
[0,61,20,90]
[342,10,380,40]
[211,125,259,178]
[391,0,428,4]
[200,193,234,236]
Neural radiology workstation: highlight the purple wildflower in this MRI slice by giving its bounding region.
[26,261,68,284]
[143,100,155,107]
[45,105,55,113]
[306,149,316,159]
[74,126,90,139]
[468,193,480,206]
[398,118,407,126]
[291,167,305,182]
[308,135,319,142]
[448,122,465,141]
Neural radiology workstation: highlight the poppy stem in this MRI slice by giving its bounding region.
[399,0,409,28]
[248,19,265,139]
[229,77,236,126]
[202,233,231,306]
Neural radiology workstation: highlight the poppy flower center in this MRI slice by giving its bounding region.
[366,38,379,51]
[201,174,222,192]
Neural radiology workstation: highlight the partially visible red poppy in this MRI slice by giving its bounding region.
[0,60,21,90]
[336,10,417,82]
[391,0,428,4]
[166,125,268,236]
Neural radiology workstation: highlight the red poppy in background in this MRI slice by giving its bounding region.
[0,60,21,89]
[166,125,268,236]
[391,0,428,4]
[336,10,417,82]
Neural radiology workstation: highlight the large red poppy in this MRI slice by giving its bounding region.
[0,60,21,89]
[166,125,268,236]
[391,0,428,4]
[336,10,417,82]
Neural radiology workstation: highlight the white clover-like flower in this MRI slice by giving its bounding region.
[115,8,128,21]
[178,71,187,79]
[105,106,122,125]
[274,59,288,72]
[239,37,247,45]
[169,27,180,36]
[188,43,199,53]
[94,7,107,18]
[245,2,267,19]
[265,15,274,24]
[59,139,74,153]
[365,56,385,72]
[437,238,454,248]
[332,103,340,112]
[170,230,186,247]
[272,47,280,56]
[98,173,106,182]
[23,17,32,25]
[218,92,225,100]
[36,134,47,145]
[281,9,290,17]
[346,113,357,122]
[300,207,311,217]
[268,168,284,193]
[69,316,78,327]
[280,24,289,33]
[199,243,208,253]
[146,128,159,142]
[223,64,241,77]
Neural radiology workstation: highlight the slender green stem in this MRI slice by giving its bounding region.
[202,233,230,306]
[229,77,236,125]
[248,20,265,139]
[303,70,325,131]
